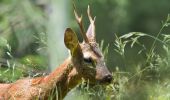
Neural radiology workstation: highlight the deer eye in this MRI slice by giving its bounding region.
[83,57,93,63]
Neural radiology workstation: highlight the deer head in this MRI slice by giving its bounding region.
[64,6,112,84]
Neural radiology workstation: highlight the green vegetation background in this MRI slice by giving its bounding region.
[0,0,170,100]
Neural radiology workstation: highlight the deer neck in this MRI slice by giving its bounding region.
[43,57,82,98]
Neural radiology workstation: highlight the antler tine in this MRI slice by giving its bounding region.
[73,4,89,43]
[87,5,96,23]
[87,5,96,42]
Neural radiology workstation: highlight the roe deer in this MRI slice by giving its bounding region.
[0,6,112,100]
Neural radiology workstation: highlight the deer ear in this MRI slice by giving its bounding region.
[64,28,79,53]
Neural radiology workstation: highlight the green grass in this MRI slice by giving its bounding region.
[0,66,23,83]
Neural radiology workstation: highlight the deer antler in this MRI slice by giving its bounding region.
[73,4,89,43]
[86,5,96,42]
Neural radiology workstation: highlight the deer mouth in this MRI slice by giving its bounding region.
[97,74,113,84]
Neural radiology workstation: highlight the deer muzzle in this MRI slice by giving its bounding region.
[96,66,112,84]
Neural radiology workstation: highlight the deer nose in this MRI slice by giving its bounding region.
[103,74,112,83]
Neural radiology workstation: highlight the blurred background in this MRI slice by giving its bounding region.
[0,0,170,100]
